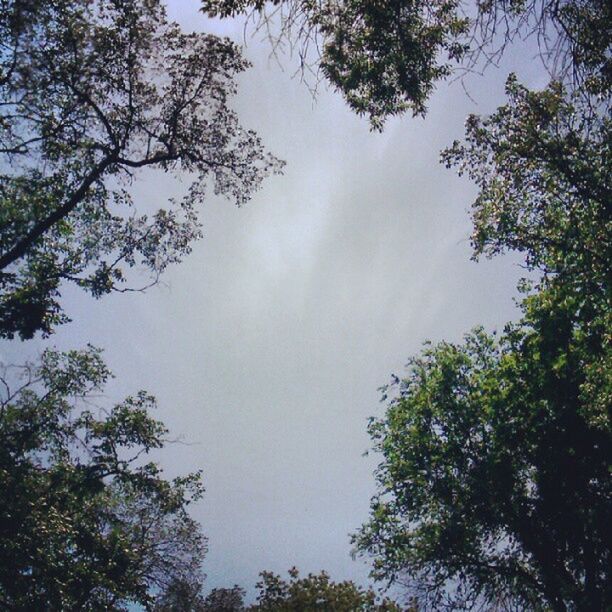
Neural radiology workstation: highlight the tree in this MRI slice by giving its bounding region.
[442,77,610,289]
[201,0,610,127]
[154,577,210,611]
[203,585,247,610]
[441,74,610,435]
[248,567,405,610]
[352,293,610,610]
[154,580,246,611]
[155,570,407,611]
[0,346,206,610]
[0,0,283,339]
[350,71,610,611]
[350,63,610,609]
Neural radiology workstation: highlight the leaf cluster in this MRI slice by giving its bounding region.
[442,76,610,285]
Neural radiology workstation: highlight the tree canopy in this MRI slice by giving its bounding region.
[201,0,611,127]
[155,569,407,611]
[353,301,610,609]
[0,0,283,339]
[443,77,610,284]
[250,567,405,611]
[202,586,248,611]
[0,347,206,610]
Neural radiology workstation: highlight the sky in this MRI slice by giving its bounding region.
[2,1,545,604]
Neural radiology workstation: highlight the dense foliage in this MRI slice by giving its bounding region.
[156,569,406,611]
[354,300,610,609]
[249,567,404,610]
[0,347,206,609]
[154,580,249,611]
[443,78,610,284]
[203,586,248,611]
[0,0,282,339]
[201,0,611,127]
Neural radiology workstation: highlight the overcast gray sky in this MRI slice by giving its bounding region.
[2,1,545,603]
